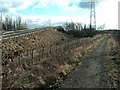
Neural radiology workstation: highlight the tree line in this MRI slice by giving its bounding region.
[56,22,96,38]
[2,15,27,31]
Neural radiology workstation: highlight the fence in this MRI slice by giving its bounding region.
[2,35,101,83]
[3,36,101,64]
[3,31,37,40]
[3,28,49,40]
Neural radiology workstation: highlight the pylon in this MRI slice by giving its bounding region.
[90,0,96,30]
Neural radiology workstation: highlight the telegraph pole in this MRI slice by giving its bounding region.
[90,0,96,30]
[0,7,2,41]
[0,3,2,90]
[0,11,2,34]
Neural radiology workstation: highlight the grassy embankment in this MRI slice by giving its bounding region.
[3,29,105,88]
[105,35,120,88]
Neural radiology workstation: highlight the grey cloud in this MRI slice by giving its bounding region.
[68,3,74,7]
[27,19,40,23]
[11,2,21,8]
[79,0,104,9]
[0,2,21,13]
[27,19,33,23]
[79,2,94,9]
[0,7,9,13]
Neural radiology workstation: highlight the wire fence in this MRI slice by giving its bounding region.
[3,30,37,40]
[2,35,101,82]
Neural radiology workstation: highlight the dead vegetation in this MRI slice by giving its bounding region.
[105,36,120,88]
[2,34,103,89]
[2,28,73,60]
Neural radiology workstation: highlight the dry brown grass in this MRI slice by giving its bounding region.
[2,29,104,88]
[105,36,120,88]
[2,28,74,60]
[3,40,98,88]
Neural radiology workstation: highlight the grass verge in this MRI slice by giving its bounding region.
[105,36,120,88]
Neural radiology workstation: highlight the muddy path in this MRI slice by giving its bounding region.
[57,36,111,88]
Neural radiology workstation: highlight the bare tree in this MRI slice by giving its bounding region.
[74,23,82,31]
[64,22,70,31]
[5,16,8,31]
[84,24,87,30]
[2,15,27,31]
[64,22,75,31]
[8,17,12,31]
[64,22,83,31]
[18,16,21,29]
[13,20,16,31]
[16,15,22,30]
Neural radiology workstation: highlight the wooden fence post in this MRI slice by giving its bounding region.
[42,46,44,59]
[39,48,41,61]
[50,45,52,55]
[47,46,49,58]
[31,49,34,64]
[55,44,58,58]
[20,53,23,69]
[76,40,78,47]
[56,44,57,54]
[19,53,22,68]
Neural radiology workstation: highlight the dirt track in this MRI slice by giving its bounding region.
[58,36,111,88]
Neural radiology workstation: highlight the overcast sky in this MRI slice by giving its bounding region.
[0,0,119,29]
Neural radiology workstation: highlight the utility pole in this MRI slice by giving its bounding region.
[0,4,2,90]
[0,11,2,34]
[0,9,3,42]
[90,0,96,30]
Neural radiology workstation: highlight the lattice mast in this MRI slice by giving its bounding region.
[90,0,96,30]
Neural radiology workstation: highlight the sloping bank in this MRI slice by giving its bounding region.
[105,36,120,88]
[3,35,105,89]
[47,35,105,88]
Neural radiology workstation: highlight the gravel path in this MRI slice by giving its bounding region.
[58,36,111,88]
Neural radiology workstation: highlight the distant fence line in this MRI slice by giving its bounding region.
[3,31,38,40]
[3,27,48,40]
